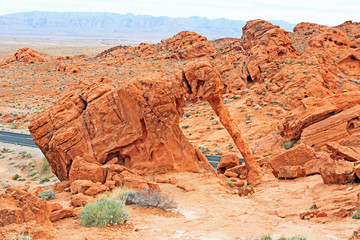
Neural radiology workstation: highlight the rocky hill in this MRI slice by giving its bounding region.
[0,11,295,41]
[1,19,360,239]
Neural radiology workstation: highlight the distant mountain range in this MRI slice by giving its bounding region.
[0,11,297,42]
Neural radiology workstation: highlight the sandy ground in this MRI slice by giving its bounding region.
[0,139,58,192]
[41,173,360,240]
[0,37,141,55]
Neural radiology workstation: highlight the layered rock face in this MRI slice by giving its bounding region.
[30,61,262,185]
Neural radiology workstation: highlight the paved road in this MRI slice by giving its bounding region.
[0,131,245,169]
[0,131,37,148]
[205,154,244,169]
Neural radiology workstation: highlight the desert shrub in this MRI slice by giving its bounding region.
[214,148,222,155]
[198,145,210,154]
[1,147,11,153]
[10,125,19,129]
[40,177,50,184]
[79,198,129,227]
[38,189,55,200]
[283,141,293,150]
[12,174,21,180]
[226,180,233,188]
[123,188,177,210]
[10,233,32,240]
[353,209,360,219]
[288,236,307,240]
[261,235,272,240]
[19,150,32,158]
[109,187,127,202]
[42,157,50,172]
[28,170,38,177]
[310,202,317,210]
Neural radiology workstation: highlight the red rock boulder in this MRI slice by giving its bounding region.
[268,144,317,177]
[0,186,51,227]
[57,62,81,74]
[319,160,355,184]
[217,154,241,174]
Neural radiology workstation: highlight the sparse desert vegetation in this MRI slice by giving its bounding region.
[0,16,360,240]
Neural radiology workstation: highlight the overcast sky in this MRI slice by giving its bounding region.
[1,0,359,26]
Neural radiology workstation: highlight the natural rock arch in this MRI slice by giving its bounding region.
[29,61,263,185]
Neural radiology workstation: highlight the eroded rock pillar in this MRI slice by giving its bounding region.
[208,98,263,186]
[182,61,263,186]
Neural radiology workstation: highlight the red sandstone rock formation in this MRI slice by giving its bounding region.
[30,61,263,186]
[280,92,360,141]
[17,20,360,186]
[0,186,52,227]
[319,160,355,184]
[335,21,360,48]
[57,62,81,74]
[161,31,217,60]
[239,20,298,85]
[97,31,217,63]
[216,154,241,174]
[300,105,360,149]
[6,47,45,64]
[268,144,318,178]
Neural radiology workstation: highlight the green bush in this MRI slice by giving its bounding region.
[1,147,11,153]
[38,189,55,200]
[226,180,233,188]
[214,148,222,155]
[40,177,50,184]
[261,235,272,240]
[12,174,21,180]
[353,209,360,219]
[80,198,129,227]
[198,145,210,154]
[123,188,177,210]
[283,141,293,150]
[28,170,38,177]
[42,157,50,172]
[19,150,32,158]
